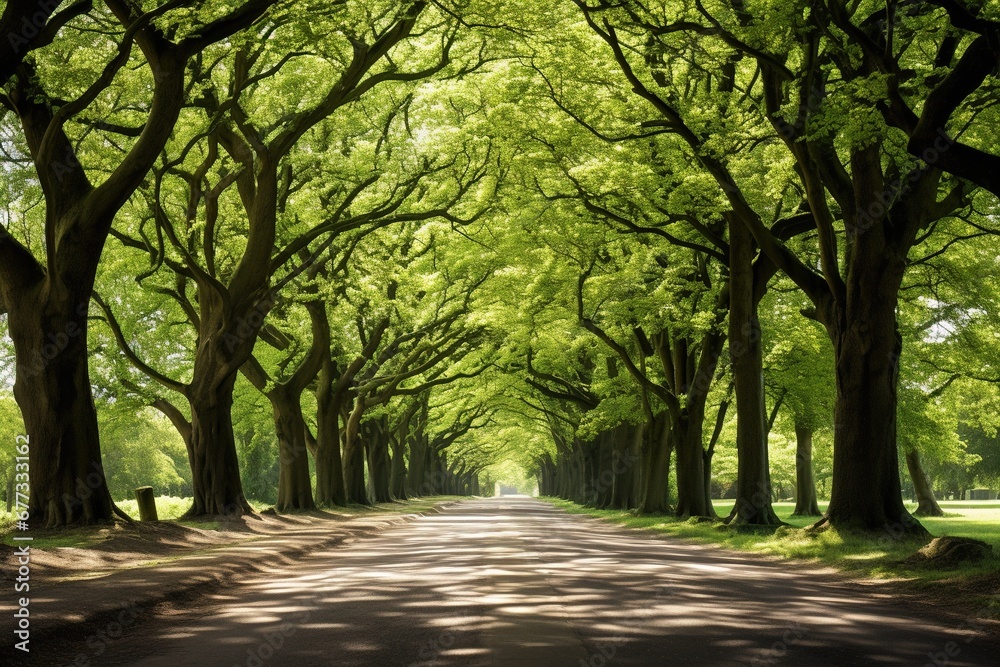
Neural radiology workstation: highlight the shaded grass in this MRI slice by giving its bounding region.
[1,495,465,549]
[543,498,1000,608]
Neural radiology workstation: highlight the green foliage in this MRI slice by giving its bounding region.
[0,397,26,507]
[233,381,280,504]
[97,406,191,501]
[1,0,1000,528]
[484,460,535,495]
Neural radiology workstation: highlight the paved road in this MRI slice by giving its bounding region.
[54,498,999,666]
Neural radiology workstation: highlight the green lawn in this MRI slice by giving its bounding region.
[543,498,1000,594]
[713,500,1000,552]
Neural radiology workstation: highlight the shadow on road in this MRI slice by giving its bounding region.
[45,497,1000,666]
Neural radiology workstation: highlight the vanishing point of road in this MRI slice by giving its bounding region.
[80,497,999,666]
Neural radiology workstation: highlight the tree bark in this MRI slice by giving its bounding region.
[406,399,431,496]
[342,401,369,504]
[269,387,315,511]
[672,342,723,520]
[592,432,615,508]
[314,375,347,507]
[823,279,925,535]
[8,287,116,527]
[640,412,672,514]
[390,436,409,500]
[792,421,821,516]
[674,411,712,518]
[407,435,429,497]
[572,438,588,502]
[364,418,393,503]
[728,217,783,526]
[905,448,944,517]
[186,372,252,517]
[610,422,642,510]
[425,448,444,495]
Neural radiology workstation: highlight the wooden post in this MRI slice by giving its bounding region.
[134,487,158,521]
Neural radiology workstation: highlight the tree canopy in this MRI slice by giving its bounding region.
[2,0,1000,534]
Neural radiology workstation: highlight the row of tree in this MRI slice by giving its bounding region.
[2,1,1000,533]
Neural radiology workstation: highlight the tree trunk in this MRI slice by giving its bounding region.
[314,381,347,507]
[555,448,571,499]
[407,436,428,497]
[1,36,194,528]
[629,422,644,507]
[593,431,614,508]
[574,439,588,502]
[905,448,944,517]
[640,412,672,514]
[269,388,315,512]
[406,400,431,497]
[547,446,559,497]
[9,289,116,527]
[364,418,392,503]
[609,424,632,509]
[792,421,821,516]
[431,450,447,494]
[703,443,715,514]
[674,411,712,518]
[823,285,925,535]
[390,437,408,500]
[610,422,642,510]
[342,402,369,504]
[187,372,252,517]
[653,310,724,520]
[728,217,783,526]
[427,445,443,494]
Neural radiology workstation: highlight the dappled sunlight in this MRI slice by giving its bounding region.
[80,498,998,666]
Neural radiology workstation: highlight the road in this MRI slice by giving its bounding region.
[59,497,999,666]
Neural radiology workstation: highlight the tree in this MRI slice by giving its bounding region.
[564,0,982,533]
[241,295,327,511]
[340,271,489,503]
[0,0,274,526]
[100,3,490,515]
[762,288,836,517]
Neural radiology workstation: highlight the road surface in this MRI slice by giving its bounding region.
[52,497,1000,666]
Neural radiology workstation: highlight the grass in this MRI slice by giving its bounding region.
[0,495,466,549]
[116,496,199,521]
[543,499,1000,594]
